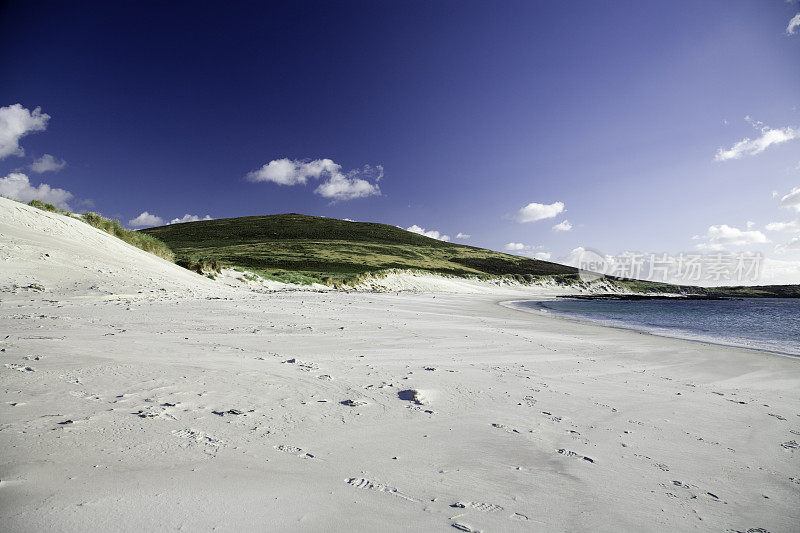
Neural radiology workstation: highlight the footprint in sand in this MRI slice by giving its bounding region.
[274,444,316,459]
[4,363,34,372]
[520,395,537,407]
[491,423,521,434]
[282,358,319,371]
[135,402,180,420]
[345,477,417,502]
[340,399,368,407]
[451,501,503,512]
[173,429,226,453]
[397,389,430,405]
[557,449,595,463]
[541,411,562,423]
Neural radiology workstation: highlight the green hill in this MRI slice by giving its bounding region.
[140,213,800,297]
[141,213,579,285]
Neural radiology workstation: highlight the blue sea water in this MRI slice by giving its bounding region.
[518,298,800,357]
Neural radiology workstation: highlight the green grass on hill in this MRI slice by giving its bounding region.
[704,284,800,298]
[141,213,578,284]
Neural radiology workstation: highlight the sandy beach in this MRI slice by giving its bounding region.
[2,287,798,532]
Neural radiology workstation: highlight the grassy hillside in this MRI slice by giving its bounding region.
[142,213,578,284]
[704,284,800,298]
[141,213,800,296]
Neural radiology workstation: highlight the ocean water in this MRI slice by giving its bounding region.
[518,298,800,357]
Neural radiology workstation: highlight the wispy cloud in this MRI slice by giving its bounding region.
[30,154,67,173]
[0,104,49,159]
[406,224,450,241]
[0,172,72,210]
[455,232,471,239]
[552,219,573,232]
[515,201,565,223]
[765,220,800,232]
[129,211,164,228]
[714,117,799,161]
[168,214,212,225]
[246,158,338,185]
[775,235,800,254]
[693,224,770,250]
[780,186,800,212]
[787,13,800,34]
[504,242,550,259]
[246,158,382,201]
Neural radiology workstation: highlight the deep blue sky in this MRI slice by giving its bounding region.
[2,1,799,282]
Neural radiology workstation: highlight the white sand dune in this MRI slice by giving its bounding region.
[349,270,626,295]
[0,197,220,298]
[1,198,799,532]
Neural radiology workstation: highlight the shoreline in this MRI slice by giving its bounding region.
[499,297,800,360]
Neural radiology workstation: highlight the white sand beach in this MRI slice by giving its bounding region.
[2,200,799,532]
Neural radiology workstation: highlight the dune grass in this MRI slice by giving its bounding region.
[81,212,175,262]
[176,256,221,275]
[26,199,73,216]
[17,198,175,262]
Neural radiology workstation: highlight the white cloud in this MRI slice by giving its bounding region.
[515,201,565,223]
[552,219,573,232]
[787,13,800,34]
[745,220,755,229]
[503,242,549,259]
[455,232,471,239]
[694,224,770,250]
[168,214,212,225]
[246,158,381,201]
[714,117,800,161]
[0,104,50,159]
[786,236,800,250]
[30,154,67,173]
[129,211,164,228]
[246,158,339,185]
[314,169,381,201]
[765,220,800,232]
[0,172,72,210]
[406,224,450,241]
[780,186,800,212]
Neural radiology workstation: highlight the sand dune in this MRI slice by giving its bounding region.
[0,197,218,297]
[1,198,798,532]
